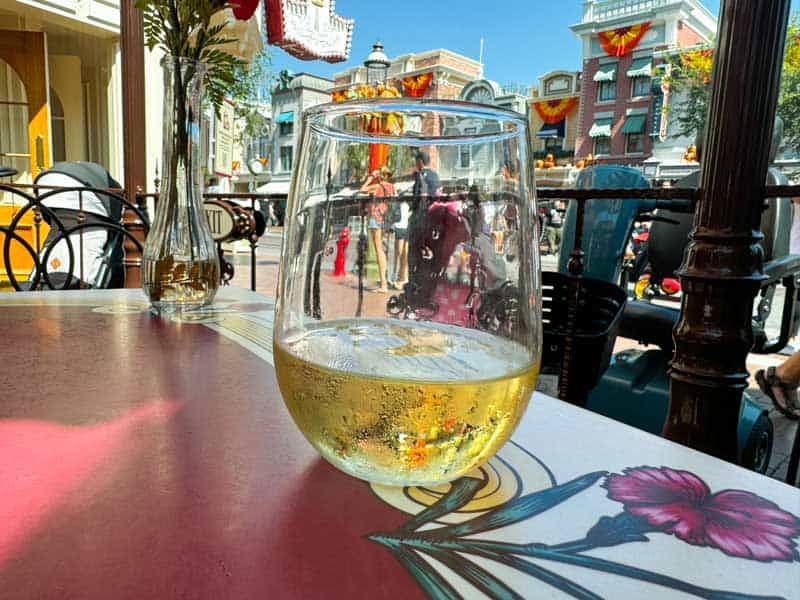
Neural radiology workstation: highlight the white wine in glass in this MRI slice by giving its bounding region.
[274,99,541,486]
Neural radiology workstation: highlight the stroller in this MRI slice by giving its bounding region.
[31,162,130,289]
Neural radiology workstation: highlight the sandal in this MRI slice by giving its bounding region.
[755,367,800,420]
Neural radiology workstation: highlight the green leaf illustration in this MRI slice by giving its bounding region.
[421,471,607,539]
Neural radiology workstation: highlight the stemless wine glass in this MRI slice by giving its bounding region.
[273,99,541,486]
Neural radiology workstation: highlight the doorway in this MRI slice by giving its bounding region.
[0,31,51,184]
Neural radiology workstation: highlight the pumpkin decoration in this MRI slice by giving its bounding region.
[535,159,545,169]
[683,144,698,163]
[543,153,555,168]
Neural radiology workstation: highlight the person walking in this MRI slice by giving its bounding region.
[361,167,395,293]
[389,200,410,289]
[407,150,441,292]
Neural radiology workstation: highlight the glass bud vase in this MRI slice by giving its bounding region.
[142,56,219,314]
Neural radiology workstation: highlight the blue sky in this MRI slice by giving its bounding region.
[268,1,800,89]
[266,1,719,88]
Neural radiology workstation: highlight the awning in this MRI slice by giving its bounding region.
[620,114,647,134]
[275,111,294,124]
[536,119,565,139]
[256,179,290,196]
[589,118,613,138]
[627,57,652,78]
[593,63,617,82]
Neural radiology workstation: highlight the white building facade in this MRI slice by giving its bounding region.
[0,0,263,192]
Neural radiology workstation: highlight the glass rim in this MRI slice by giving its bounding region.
[302,98,528,146]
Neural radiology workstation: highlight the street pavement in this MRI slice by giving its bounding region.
[229,230,797,483]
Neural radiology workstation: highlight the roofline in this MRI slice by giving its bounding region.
[330,64,478,92]
[332,47,482,80]
[570,0,716,38]
[286,72,334,83]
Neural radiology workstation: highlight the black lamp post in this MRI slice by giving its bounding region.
[364,41,390,86]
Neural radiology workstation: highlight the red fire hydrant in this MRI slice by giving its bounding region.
[333,226,350,277]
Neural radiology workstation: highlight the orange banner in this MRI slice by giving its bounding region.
[598,22,651,57]
[366,115,389,171]
[401,73,433,98]
[533,97,578,124]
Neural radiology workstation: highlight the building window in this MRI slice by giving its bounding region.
[280,146,293,171]
[597,80,616,102]
[626,133,646,154]
[258,135,270,160]
[49,87,66,163]
[544,137,563,151]
[279,121,293,136]
[459,145,471,168]
[458,127,477,168]
[594,137,611,156]
[631,77,651,98]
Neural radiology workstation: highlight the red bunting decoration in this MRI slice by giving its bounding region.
[598,22,651,57]
[401,73,433,98]
[533,98,579,124]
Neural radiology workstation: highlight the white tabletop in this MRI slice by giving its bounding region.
[2,288,798,599]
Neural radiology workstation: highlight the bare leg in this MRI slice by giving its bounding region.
[756,350,800,418]
[393,237,401,281]
[397,238,408,284]
[370,228,388,291]
[776,350,800,385]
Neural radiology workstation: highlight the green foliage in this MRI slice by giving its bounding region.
[778,21,800,154]
[387,145,415,178]
[664,17,800,153]
[342,144,369,184]
[661,46,713,141]
[229,50,273,144]
[135,0,246,112]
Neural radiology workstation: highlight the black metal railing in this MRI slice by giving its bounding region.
[3,181,800,293]
[0,183,270,292]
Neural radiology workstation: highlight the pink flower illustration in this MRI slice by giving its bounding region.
[604,466,800,562]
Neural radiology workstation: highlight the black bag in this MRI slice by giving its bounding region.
[384,201,402,230]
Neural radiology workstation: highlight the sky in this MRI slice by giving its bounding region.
[268,1,726,89]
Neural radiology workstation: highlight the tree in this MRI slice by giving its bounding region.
[228,49,273,151]
[664,16,800,153]
[778,21,800,154]
[661,47,713,141]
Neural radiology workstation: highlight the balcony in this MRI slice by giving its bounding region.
[16,0,120,32]
[582,0,672,23]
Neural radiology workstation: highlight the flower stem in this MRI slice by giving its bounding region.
[460,540,784,600]
[548,539,594,553]
[378,535,783,600]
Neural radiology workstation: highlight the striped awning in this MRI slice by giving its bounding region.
[589,118,613,138]
[536,119,565,139]
[621,114,647,134]
[275,111,294,124]
[593,63,617,82]
[627,57,652,78]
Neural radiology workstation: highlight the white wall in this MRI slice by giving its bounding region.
[144,47,165,192]
[48,54,85,162]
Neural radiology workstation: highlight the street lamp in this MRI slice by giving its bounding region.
[364,40,390,86]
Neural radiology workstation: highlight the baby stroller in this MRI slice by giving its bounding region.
[386,193,521,337]
[31,162,130,289]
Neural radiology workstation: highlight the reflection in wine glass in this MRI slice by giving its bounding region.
[273,99,541,486]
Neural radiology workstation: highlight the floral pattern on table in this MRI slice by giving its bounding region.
[368,462,800,599]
